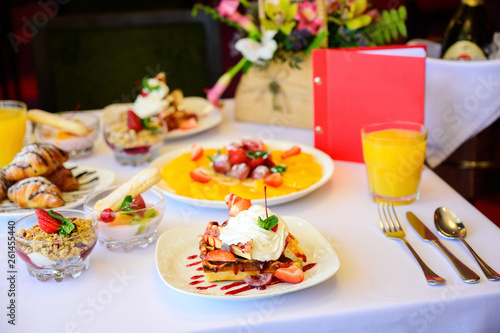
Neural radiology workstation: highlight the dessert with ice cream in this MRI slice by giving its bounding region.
[14,208,98,282]
[84,168,165,251]
[198,193,307,286]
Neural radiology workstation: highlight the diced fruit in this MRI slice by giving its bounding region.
[247,157,265,169]
[228,148,247,165]
[227,163,250,181]
[100,208,115,223]
[242,137,265,152]
[36,209,61,234]
[133,195,146,210]
[274,265,304,284]
[225,193,252,217]
[264,155,275,167]
[127,110,143,131]
[263,172,283,187]
[190,168,211,183]
[191,144,203,161]
[206,250,236,262]
[212,154,231,173]
[281,145,301,159]
[179,117,198,130]
[251,165,271,180]
[244,273,273,287]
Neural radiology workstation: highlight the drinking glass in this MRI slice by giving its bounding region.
[361,121,428,205]
[0,100,27,167]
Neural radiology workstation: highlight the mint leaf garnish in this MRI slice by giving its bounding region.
[141,77,161,91]
[120,195,134,211]
[246,150,270,160]
[258,215,279,231]
[270,165,287,174]
[48,210,75,235]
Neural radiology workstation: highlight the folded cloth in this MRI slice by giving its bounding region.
[424,58,500,168]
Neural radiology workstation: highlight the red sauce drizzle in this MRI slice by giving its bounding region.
[196,267,203,271]
[225,285,254,295]
[303,263,317,272]
[220,281,246,290]
[196,284,217,290]
[186,260,202,267]
[189,280,204,285]
[191,275,204,280]
[296,253,307,262]
[187,255,198,260]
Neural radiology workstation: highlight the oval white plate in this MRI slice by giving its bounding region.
[149,140,334,208]
[155,216,340,299]
[0,164,115,218]
[102,97,221,140]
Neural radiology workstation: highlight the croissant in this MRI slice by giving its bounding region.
[7,177,64,209]
[44,165,79,192]
[5,143,69,181]
[0,169,12,201]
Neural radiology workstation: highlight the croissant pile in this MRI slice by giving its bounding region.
[1,143,78,209]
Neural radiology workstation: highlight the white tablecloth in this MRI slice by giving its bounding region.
[1,101,500,333]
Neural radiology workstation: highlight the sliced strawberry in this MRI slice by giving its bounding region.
[225,193,252,217]
[264,155,275,168]
[242,137,265,152]
[227,163,250,181]
[190,168,211,183]
[251,165,271,180]
[179,117,198,130]
[36,209,62,234]
[133,195,146,210]
[281,145,301,159]
[212,154,231,174]
[127,110,143,132]
[274,265,304,284]
[228,148,248,165]
[247,157,265,169]
[191,144,203,161]
[263,172,283,187]
[206,250,236,262]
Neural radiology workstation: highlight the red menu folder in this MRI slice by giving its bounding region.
[312,45,426,163]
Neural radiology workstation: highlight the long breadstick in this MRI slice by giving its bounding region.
[94,168,161,211]
[27,109,89,135]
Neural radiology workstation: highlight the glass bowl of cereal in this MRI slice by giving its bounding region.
[83,185,165,252]
[102,104,166,166]
[14,209,98,282]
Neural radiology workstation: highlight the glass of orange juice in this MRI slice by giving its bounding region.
[361,121,428,205]
[0,100,27,167]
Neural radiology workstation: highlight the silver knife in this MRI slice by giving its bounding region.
[406,212,480,284]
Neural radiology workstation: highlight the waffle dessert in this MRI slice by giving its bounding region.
[198,194,307,285]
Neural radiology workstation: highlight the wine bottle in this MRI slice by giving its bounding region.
[441,0,493,60]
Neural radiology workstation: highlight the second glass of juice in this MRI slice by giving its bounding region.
[361,121,428,205]
[0,100,27,167]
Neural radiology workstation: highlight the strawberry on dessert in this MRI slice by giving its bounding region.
[198,193,307,286]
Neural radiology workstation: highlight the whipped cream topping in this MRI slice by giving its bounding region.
[219,205,289,261]
[133,78,170,118]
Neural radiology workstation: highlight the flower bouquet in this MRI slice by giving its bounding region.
[193,0,407,127]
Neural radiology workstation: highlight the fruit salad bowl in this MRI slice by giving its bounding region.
[84,185,165,251]
[14,209,98,282]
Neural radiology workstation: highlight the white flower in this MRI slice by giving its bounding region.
[234,30,278,63]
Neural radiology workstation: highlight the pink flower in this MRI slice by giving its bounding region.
[217,0,259,34]
[205,58,249,107]
[295,1,323,35]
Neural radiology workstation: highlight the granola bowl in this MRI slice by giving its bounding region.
[14,209,98,282]
[83,185,165,252]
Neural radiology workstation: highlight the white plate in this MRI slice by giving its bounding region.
[102,97,221,140]
[155,216,340,299]
[0,164,115,218]
[149,140,334,208]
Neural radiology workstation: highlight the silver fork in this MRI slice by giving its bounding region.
[377,201,446,286]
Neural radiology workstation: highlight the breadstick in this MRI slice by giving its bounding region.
[94,168,161,211]
[27,109,89,135]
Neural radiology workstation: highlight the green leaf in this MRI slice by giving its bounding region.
[246,150,270,160]
[120,195,134,211]
[270,165,287,174]
[48,210,75,235]
[257,215,279,231]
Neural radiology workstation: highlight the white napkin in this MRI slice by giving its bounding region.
[424,58,500,168]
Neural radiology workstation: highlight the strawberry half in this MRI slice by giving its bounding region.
[263,172,283,187]
[179,117,198,130]
[191,144,203,161]
[281,145,301,159]
[227,147,247,165]
[225,193,251,217]
[127,110,143,131]
[242,137,265,152]
[190,168,211,183]
[206,250,236,262]
[36,209,62,234]
[274,265,304,284]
